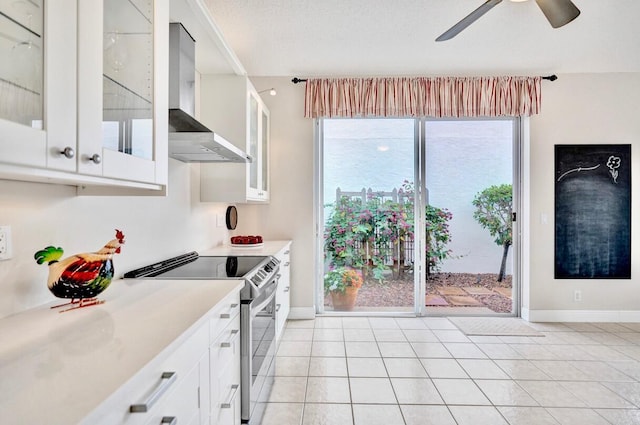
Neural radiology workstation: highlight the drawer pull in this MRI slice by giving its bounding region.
[220,303,239,319]
[130,372,177,413]
[221,384,240,409]
[220,329,240,348]
[161,417,177,425]
[284,286,290,293]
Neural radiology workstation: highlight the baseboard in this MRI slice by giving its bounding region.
[288,306,316,320]
[524,308,640,322]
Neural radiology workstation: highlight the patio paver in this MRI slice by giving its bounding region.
[426,294,449,306]
[462,286,494,295]
[493,288,513,298]
[447,295,483,306]
[436,286,467,296]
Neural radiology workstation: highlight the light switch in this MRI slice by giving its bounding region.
[540,213,548,225]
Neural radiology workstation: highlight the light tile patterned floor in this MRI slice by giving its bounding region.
[260,317,640,425]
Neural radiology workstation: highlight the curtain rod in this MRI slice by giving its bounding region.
[291,75,558,84]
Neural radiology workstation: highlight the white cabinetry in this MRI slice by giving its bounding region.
[77,0,168,186]
[82,289,241,425]
[88,319,210,425]
[0,1,77,172]
[200,75,270,203]
[275,242,291,342]
[0,0,168,190]
[209,302,241,425]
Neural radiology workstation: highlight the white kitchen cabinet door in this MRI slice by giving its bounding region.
[275,243,291,342]
[200,75,270,203]
[77,0,168,186]
[0,0,77,172]
[85,322,210,425]
[209,305,241,425]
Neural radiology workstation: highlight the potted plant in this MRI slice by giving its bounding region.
[324,267,364,311]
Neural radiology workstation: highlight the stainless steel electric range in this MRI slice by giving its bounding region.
[124,252,280,424]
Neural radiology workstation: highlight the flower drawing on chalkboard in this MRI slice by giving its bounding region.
[607,155,621,183]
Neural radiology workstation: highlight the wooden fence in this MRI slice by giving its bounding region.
[335,187,415,276]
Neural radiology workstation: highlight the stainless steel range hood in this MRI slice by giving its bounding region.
[168,23,251,163]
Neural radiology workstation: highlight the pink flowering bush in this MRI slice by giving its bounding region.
[324,180,453,280]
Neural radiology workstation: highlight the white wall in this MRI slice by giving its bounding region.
[236,77,316,315]
[0,160,231,319]
[244,73,640,321]
[527,72,640,321]
[3,73,638,322]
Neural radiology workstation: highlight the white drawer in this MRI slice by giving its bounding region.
[88,323,209,425]
[210,360,241,425]
[210,292,240,342]
[210,315,241,373]
[210,314,240,425]
[143,359,203,425]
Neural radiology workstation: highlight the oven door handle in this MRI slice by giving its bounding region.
[250,283,278,318]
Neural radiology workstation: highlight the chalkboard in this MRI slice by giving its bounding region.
[555,145,631,279]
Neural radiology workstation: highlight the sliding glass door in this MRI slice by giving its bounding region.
[319,118,418,313]
[424,119,518,315]
[316,117,519,316]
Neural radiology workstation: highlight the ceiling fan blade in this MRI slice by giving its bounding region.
[535,0,581,28]
[436,0,503,42]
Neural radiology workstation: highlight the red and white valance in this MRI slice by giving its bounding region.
[304,76,541,118]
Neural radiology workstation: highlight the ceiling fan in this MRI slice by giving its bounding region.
[436,0,581,42]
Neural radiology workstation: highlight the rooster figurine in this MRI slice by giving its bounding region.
[34,229,125,312]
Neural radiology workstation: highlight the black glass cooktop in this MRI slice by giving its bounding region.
[124,252,268,279]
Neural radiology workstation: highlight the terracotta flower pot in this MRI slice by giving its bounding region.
[330,286,359,311]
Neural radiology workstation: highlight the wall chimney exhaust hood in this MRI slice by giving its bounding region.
[168,23,251,163]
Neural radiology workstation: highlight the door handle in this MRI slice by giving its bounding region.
[130,372,177,413]
[221,384,240,408]
[220,329,240,348]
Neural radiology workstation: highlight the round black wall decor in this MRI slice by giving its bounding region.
[225,206,238,230]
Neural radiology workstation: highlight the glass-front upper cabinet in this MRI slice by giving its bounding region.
[0,0,43,128]
[78,0,168,185]
[246,88,268,201]
[260,108,269,194]
[102,0,153,160]
[248,94,259,191]
[0,0,47,168]
[0,0,77,172]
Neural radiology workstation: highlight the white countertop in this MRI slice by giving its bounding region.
[0,278,244,425]
[201,240,291,257]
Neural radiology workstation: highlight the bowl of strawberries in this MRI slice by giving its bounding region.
[230,235,264,247]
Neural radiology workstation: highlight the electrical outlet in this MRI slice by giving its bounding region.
[573,290,582,302]
[0,225,12,260]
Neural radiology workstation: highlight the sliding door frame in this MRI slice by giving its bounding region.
[314,117,523,317]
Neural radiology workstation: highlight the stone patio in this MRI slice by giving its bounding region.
[425,283,513,312]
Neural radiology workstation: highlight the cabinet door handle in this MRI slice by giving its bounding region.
[284,250,290,255]
[60,147,75,159]
[220,329,240,348]
[276,303,281,312]
[284,286,290,293]
[220,384,240,408]
[220,303,239,319]
[161,417,177,425]
[88,153,102,164]
[284,262,290,267]
[130,372,177,413]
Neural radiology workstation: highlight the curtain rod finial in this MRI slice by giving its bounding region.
[292,77,307,84]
